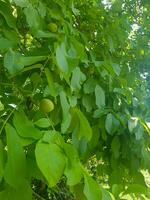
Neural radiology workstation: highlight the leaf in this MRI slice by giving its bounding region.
[71,67,86,91]
[64,144,82,186]
[0,182,32,200]
[71,183,86,200]
[95,85,105,108]
[0,37,15,52]
[4,124,27,188]
[56,42,68,73]
[128,117,138,133]
[44,68,59,97]
[82,94,94,112]
[13,0,28,7]
[125,184,150,197]
[60,91,71,133]
[4,49,24,75]
[83,174,102,200]
[73,108,92,141]
[111,136,120,158]
[24,4,42,28]
[4,49,46,75]
[112,63,121,76]
[0,1,16,29]
[0,140,4,182]
[105,113,119,135]
[0,101,4,111]
[83,78,97,94]
[13,110,42,139]
[35,140,66,187]
[101,188,115,200]
[34,118,51,128]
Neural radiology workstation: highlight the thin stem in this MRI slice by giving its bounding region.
[32,190,46,200]
[0,108,16,135]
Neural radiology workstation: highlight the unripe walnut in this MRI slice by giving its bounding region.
[40,99,54,113]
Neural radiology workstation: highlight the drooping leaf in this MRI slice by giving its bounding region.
[111,136,120,159]
[73,108,92,141]
[60,91,71,133]
[95,85,105,108]
[71,67,86,91]
[83,173,102,200]
[56,41,68,73]
[4,49,46,75]
[4,124,27,188]
[0,182,32,200]
[64,144,82,186]
[13,110,42,139]
[105,113,120,135]
[35,140,66,187]
[0,140,4,182]
[0,1,16,29]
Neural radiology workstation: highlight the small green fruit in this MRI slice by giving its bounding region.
[48,22,58,33]
[40,99,54,113]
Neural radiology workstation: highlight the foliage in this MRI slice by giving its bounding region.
[0,0,150,199]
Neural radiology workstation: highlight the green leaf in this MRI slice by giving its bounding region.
[42,130,64,147]
[101,188,115,200]
[35,140,66,187]
[4,49,24,75]
[64,144,82,186]
[56,42,68,73]
[112,63,121,76]
[73,108,92,141]
[111,136,120,158]
[83,78,97,94]
[0,101,4,111]
[24,4,42,28]
[4,49,46,75]
[71,67,86,91]
[34,118,51,128]
[0,140,4,182]
[83,174,102,200]
[60,91,71,133]
[0,182,32,200]
[13,110,42,139]
[105,113,119,135]
[125,184,150,197]
[0,1,16,29]
[128,117,138,133]
[95,85,105,108]
[4,124,27,188]
[13,0,28,7]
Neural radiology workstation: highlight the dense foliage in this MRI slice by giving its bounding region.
[0,0,150,199]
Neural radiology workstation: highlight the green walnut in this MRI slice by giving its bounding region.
[40,99,54,113]
[48,22,58,33]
